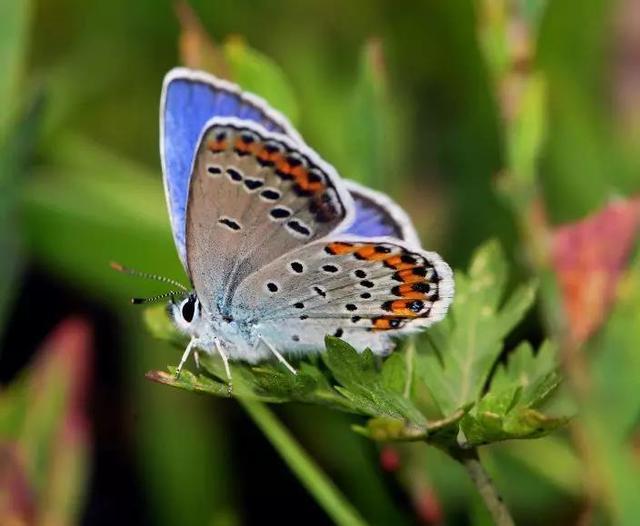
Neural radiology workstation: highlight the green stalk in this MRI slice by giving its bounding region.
[450,447,515,526]
[239,399,368,526]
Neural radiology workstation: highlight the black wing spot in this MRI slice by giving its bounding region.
[412,282,430,293]
[265,142,281,153]
[322,264,339,273]
[299,314,308,320]
[286,154,303,167]
[257,157,275,167]
[270,207,291,219]
[294,302,304,309]
[244,178,264,190]
[360,280,374,288]
[266,282,279,293]
[313,286,326,298]
[354,269,367,278]
[290,261,304,273]
[241,132,256,144]
[360,292,372,299]
[275,169,294,181]
[345,304,357,311]
[260,189,280,201]
[293,184,314,197]
[207,166,222,175]
[218,217,241,231]
[374,245,392,254]
[307,169,323,183]
[286,220,312,237]
[351,316,361,323]
[292,335,300,342]
[334,328,344,337]
[226,168,243,182]
[401,254,418,265]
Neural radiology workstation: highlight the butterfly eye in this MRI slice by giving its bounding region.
[181,297,196,323]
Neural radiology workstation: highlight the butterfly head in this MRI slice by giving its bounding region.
[110,262,208,336]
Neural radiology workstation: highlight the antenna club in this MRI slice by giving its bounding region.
[110,261,125,272]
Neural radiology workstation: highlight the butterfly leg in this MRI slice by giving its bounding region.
[176,338,198,378]
[260,337,297,375]
[213,336,233,393]
[194,350,201,371]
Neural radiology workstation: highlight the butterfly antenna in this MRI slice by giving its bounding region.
[131,291,182,305]
[110,262,189,292]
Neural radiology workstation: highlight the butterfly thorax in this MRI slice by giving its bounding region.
[170,295,276,363]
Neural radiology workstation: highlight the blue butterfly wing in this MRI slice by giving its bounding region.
[161,67,422,273]
[161,68,302,269]
[343,180,421,247]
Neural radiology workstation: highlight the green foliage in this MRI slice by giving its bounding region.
[223,36,299,125]
[578,256,640,524]
[0,0,36,339]
[460,342,567,446]
[0,0,31,140]
[146,240,568,451]
[418,241,537,416]
[344,39,404,192]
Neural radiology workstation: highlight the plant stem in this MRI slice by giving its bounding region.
[239,399,368,526]
[451,447,515,526]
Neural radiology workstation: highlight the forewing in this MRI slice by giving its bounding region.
[231,237,454,354]
[186,119,353,313]
[161,67,303,268]
[344,180,421,247]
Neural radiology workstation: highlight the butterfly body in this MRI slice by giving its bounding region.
[160,68,454,376]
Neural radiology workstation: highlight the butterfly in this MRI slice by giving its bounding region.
[155,67,454,383]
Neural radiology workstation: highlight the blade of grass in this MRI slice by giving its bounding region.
[239,399,367,526]
[0,0,32,139]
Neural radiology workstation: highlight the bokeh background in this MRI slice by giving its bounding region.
[1,0,640,524]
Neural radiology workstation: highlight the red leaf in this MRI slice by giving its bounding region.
[0,317,93,525]
[551,197,640,345]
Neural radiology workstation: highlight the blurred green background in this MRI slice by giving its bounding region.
[1,0,639,524]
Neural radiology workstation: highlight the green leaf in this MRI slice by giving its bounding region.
[491,341,560,407]
[588,259,640,436]
[22,133,185,302]
[460,342,568,446]
[380,351,407,395]
[323,337,426,426]
[576,257,640,524]
[344,39,404,191]
[0,94,44,340]
[0,0,32,140]
[507,74,547,185]
[223,36,299,125]
[417,240,537,416]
